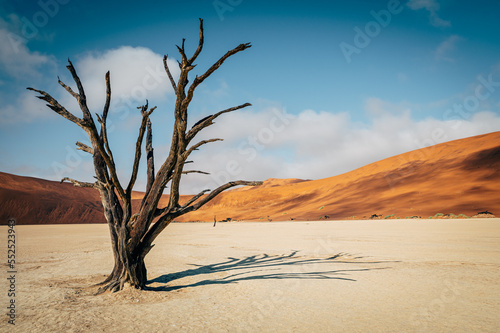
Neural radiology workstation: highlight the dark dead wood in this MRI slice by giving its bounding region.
[28,19,260,292]
[76,141,93,154]
[182,189,210,208]
[141,117,155,209]
[184,138,223,159]
[182,170,210,175]
[163,55,177,93]
[61,177,96,188]
[188,18,204,64]
[26,87,83,126]
[127,103,156,197]
[181,42,252,113]
[102,71,111,122]
[186,103,251,143]
[189,180,263,212]
[66,59,92,120]
[57,76,78,99]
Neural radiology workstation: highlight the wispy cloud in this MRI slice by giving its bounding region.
[407,0,451,27]
[0,19,54,79]
[0,90,59,124]
[0,18,57,124]
[435,35,463,62]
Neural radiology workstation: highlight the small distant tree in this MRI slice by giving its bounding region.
[28,19,261,292]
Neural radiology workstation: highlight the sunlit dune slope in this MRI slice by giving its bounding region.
[1,131,499,224]
[177,131,500,221]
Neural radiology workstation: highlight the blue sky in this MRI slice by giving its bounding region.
[1,0,499,194]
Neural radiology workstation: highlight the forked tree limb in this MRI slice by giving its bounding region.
[95,114,115,166]
[66,61,126,201]
[76,141,93,154]
[26,88,83,126]
[176,38,188,66]
[182,42,251,111]
[30,63,127,202]
[66,59,92,119]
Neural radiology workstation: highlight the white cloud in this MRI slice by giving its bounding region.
[177,99,500,194]
[0,27,53,79]
[0,17,58,124]
[435,35,462,62]
[59,46,180,113]
[0,90,60,124]
[407,0,451,27]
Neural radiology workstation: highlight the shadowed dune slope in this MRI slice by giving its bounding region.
[0,172,105,224]
[1,131,499,224]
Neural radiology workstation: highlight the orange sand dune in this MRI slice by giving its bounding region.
[1,131,499,224]
[177,131,500,221]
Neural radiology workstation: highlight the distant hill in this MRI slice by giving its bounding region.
[0,172,104,224]
[1,131,499,224]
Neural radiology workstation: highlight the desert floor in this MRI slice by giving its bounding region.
[2,219,500,332]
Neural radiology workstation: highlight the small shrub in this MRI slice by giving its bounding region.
[319,206,324,210]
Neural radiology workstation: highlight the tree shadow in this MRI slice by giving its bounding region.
[146,251,395,291]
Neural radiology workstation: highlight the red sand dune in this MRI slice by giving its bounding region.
[0,172,105,224]
[1,131,499,224]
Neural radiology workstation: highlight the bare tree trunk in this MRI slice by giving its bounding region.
[28,19,262,293]
[101,229,148,291]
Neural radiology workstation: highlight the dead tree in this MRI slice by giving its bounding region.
[28,19,261,292]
